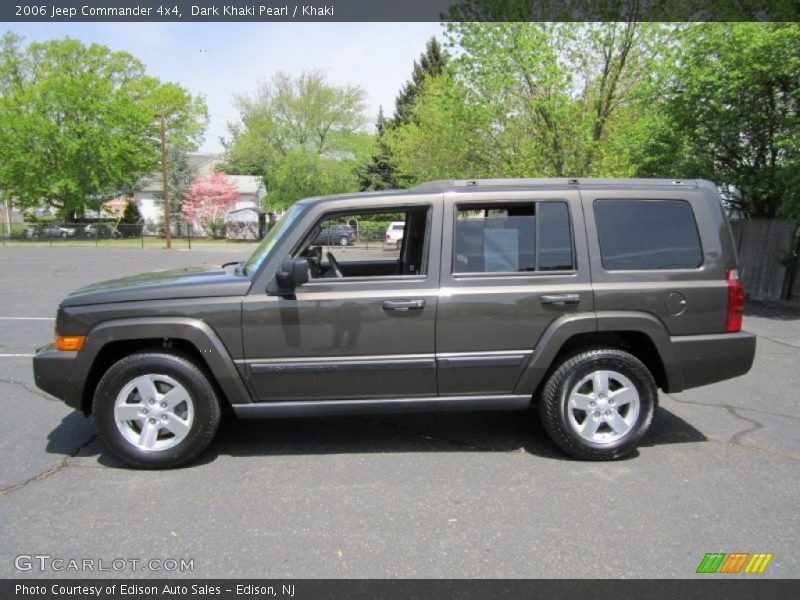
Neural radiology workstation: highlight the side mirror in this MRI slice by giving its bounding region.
[272,258,309,293]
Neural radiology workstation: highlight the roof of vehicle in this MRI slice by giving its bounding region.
[416,177,717,191]
[294,178,718,208]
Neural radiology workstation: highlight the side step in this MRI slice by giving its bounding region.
[233,395,532,418]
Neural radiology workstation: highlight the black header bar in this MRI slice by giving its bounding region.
[3,579,800,600]
[3,0,800,23]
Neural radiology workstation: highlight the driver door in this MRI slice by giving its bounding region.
[241,200,442,402]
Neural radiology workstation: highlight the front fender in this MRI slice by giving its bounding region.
[72,317,253,409]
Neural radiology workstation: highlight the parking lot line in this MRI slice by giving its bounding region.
[0,317,54,320]
[0,354,34,358]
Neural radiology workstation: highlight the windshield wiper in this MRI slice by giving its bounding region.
[222,261,246,276]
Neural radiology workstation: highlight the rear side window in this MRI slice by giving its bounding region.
[594,199,702,270]
[454,201,574,274]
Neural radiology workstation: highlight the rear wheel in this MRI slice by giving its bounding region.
[538,348,656,460]
[93,352,221,469]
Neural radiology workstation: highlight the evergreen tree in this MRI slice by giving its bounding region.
[166,145,192,221]
[121,200,142,223]
[359,107,399,191]
[392,37,447,126]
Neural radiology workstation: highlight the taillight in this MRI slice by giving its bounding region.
[726,268,744,332]
[385,233,390,241]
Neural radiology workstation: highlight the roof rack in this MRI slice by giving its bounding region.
[412,178,700,192]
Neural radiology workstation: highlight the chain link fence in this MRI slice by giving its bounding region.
[0,220,404,252]
[0,221,201,248]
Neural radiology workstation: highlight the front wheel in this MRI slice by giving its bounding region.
[93,352,221,469]
[338,235,349,247]
[538,348,656,460]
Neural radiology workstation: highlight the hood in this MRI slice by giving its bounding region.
[60,265,251,307]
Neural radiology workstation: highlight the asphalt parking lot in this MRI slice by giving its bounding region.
[0,245,798,578]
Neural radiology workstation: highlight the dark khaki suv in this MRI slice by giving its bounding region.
[33,178,756,468]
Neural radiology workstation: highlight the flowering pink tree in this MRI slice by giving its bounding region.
[182,172,240,238]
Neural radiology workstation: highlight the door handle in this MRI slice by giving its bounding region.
[382,299,426,312]
[540,293,581,306]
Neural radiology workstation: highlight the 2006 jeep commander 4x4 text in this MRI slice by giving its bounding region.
[33,178,756,468]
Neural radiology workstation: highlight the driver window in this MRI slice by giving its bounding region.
[295,207,430,279]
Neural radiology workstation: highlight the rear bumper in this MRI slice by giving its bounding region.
[32,344,82,410]
[671,331,756,391]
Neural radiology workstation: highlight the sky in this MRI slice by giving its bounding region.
[1,22,444,153]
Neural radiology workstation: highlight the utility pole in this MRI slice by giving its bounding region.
[160,110,172,249]
[2,194,10,238]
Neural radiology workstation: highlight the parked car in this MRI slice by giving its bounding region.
[311,223,355,246]
[83,223,121,239]
[29,224,76,238]
[384,221,405,248]
[34,178,756,468]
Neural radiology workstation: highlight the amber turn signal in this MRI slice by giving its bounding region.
[54,335,86,351]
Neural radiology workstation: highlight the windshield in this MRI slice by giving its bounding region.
[244,204,305,275]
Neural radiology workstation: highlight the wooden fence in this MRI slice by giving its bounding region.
[730,219,799,302]
[790,257,800,304]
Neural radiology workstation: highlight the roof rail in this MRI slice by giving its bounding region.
[411,178,698,192]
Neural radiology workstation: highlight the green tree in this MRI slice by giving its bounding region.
[358,107,399,191]
[392,37,448,126]
[121,199,142,223]
[166,144,193,221]
[386,22,670,185]
[386,73,489,182]
[0,33,207,219]
[630,23,800,219]
[225,69,371,208]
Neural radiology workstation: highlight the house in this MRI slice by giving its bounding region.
[133,153,267,235]
[216,176,268,240]
[227,175,267,213]
[226,207,265,240]
[134,153,229,226]
[100,195,132,218]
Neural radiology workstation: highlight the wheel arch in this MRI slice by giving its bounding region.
[514,311,684,398]
[73,317,253,414]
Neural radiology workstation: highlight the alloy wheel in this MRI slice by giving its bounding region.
[566,369,641,444]
[113,373,195,451]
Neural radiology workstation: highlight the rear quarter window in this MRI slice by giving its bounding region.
[594,199,703,271]
[594,199,703,270]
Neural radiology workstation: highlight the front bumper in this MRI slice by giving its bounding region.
[671,331,756,391]
[32,344,82,410]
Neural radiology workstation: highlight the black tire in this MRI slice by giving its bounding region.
[538,348,656,461]
[338,235,349,247]
[93,352,221,469]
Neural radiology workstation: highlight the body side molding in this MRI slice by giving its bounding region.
[234,394,532,418]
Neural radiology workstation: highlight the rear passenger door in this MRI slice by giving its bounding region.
[436,190,593,396]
